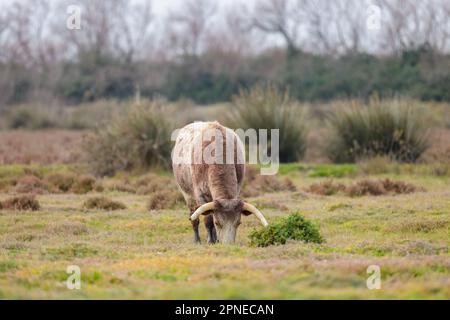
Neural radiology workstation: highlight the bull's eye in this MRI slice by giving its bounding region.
[214,221,222,228]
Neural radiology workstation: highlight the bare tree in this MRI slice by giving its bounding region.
[166,0,217,57]
[111,1,154,63]
[252,0,303,56]
[377,0,450,54]
[1,0,58,68]
[56,0,154,63]
[298,0,335,54]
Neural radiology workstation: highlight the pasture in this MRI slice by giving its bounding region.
[0,159,449,299]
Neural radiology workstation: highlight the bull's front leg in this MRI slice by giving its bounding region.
[204,215,217,244]
[190,210,201,243]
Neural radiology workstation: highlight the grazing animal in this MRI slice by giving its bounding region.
[172,121,268,244]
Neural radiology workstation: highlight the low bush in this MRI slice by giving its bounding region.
[83,197,126,211]
[242,166,297,197]
[326,99,430,163]
[345,179,386,197]
[249,212,324,247]
[107,182,137,194]
[226,85,309,163]
[148,190,184,210]
[44,173,76,193]
[304,180,346,196]
[83,100,174,176]
[1,195,41,211]
[71,175,97,194]
[13,176,48,194]
[305,178,423,196]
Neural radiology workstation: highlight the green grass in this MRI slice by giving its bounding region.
[0,164,449,299]
[273,163,357,177]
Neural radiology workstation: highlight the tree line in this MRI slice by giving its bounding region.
[0,0,449,107]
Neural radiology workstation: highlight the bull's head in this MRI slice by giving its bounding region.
[190,199,268,244]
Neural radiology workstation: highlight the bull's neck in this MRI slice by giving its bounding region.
[208,164,238,200]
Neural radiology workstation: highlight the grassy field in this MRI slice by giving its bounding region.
[0,163,449,299]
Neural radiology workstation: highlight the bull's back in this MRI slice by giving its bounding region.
[172,122,245,199]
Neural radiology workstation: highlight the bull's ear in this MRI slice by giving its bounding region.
[241,202,269,227]
[241,207,253,216]
[241,201,253,216]
[194,205,213,216]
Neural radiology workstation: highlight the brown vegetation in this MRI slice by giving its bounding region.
[13,175,48,194]
[83,197,126,211]
[148,191,183,211]
[46,221,89,235]
[305,179,423,197]
[0,130,84,165]
[1,195,41,211]
[304,180,347,196]
[44,173,76,193]
[71,175,98,194]
[242,166,297,197]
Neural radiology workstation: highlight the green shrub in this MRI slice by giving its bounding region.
[226,85,309,163]
[249,212,324,247]
[326,99,430,163]
[83,100,174,176]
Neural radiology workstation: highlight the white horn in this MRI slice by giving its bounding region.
[243,203,269,227]
[190,202,215,221]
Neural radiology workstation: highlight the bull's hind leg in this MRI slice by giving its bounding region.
[204,215,217,244]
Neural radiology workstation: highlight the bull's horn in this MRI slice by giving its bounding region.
[190,202,215,221]
[243,203,269,227]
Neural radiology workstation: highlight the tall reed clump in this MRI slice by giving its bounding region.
[226,85,309,163]
[326,99,430,163]
[83,100,174,176]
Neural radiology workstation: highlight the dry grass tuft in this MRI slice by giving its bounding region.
[386,220,448,233]
[381,178,423,194]
[72,175,97,194]
[134,174,175,195]
[304,180,346,196]
[1,195,41,211]
[13,175,48,194]
[242,166,297,197]
[305,179,423,197]
[347,179,422,196]
[345,179,386,196]
[44,173,76,193]
[47,221,89,235]
[148,190,183,210]
[83,197,126,211]
[108,182,137,194]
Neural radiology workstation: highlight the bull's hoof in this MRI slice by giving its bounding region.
[206,234,217,244]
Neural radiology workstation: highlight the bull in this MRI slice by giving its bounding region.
[172,121,268,244]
